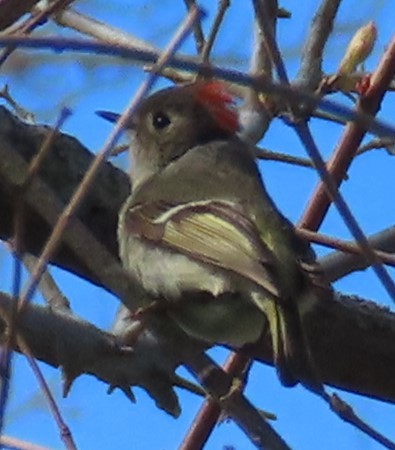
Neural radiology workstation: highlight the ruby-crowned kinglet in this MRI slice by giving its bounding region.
[99,81,331,391]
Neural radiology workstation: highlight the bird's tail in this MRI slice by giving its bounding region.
[255,296,323,393]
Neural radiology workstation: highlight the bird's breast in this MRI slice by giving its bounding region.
[118,224,266,347]
[118,232,232,299]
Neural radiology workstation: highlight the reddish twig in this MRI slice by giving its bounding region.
[181,3,280,448]
[249,3,395,446]
[180,352,251,450]
[256,0,395,301]
[299,36,395,230]
[295,123,395,300]
[184,351,291,450]
[297,227,395,269]
[321,226,395,282]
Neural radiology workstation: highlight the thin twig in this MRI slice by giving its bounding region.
[54,7,156,51]
[239,0,276,144]
[356,137,395,155]
[254,147,314,167]
[184,0,205,54]
[250,0,276,78]
[250,4,395,445]
[200,0,230,63]
[255,0,395,301]
[0,108,71,440]
[252,0,289,84]
[0,17,205,437]
[17,332,78,450]
[110,143,129,157]
[297,227,395,268]
[299,35,395,231]
[296,0,342,89]
[0,435,53,450]
[296,123,395,301]
[328,393,395,450]
[16,6,203,312]
[0,248,22,438]
[0,297,77,449]
[180,352,253,450]
[0,84,34,122]
[184,351,291,450]
[320,226,395,282]
[0,0,75,67]
[22,254,72,312]
[182,4,278,447]
[0,36,395,138]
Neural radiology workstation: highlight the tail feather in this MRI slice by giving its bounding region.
[264,299,299,387]
[253,294,323,393]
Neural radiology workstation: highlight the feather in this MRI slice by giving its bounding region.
[194,81,239,134]
[125,199,280,299]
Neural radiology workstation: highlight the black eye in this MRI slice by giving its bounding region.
[152,111,171,129]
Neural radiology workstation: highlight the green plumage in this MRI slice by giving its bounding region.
[116,83,332,391]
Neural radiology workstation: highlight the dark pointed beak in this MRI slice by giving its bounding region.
[96,110,121,123]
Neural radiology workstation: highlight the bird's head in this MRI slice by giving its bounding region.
[98,81,239,187]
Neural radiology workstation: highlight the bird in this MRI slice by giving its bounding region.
[98,81,331,391]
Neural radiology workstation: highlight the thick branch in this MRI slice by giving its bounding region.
[245,293,395,403]
[0,292,291,447]
[0,291,184,416]
[1,107,395,403]
[0,106,130,289]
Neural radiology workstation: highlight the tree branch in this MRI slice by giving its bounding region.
[0,291,185,417]
[321,227,395,281]
[296,0,342,89]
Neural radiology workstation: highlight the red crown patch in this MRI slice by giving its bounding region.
[194,81,239,134]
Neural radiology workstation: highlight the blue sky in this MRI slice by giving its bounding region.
[1,0,394,449]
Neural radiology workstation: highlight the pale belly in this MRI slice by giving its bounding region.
[119,235,266,346]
